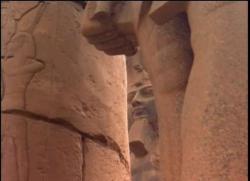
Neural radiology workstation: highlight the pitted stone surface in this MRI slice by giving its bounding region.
[2,1,130,181]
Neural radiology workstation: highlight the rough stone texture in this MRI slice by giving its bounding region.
[2,114,83,181]
[8,1,244,180]
[149,1,187,25]
[137,12,193,181]
[126,52,160,181]
[81,2,247,180]
[84,139,130,181]
[81,1,145,56]
[180,2,248,181]
[2,1,130,181]
[82,1,137,56]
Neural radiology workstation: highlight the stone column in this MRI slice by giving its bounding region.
[1,1,130,181]
[137,12,193,181]
[180,2,248,181]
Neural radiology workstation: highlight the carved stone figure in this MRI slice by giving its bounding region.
[2,1,130,181]
[126,52,159,181]
[2,1,247,181]
[82,1,248,181]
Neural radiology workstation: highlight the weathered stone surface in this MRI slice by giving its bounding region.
[126,52,160,181]
[149,1,187,25]
[2,1,130,181]
[81,1,247,180]
[84,139,130,181]
[137,12,193,181]
[3,1,247,181]
[131,152,160,181]
[180,2,248,181]
[81,1,142,56]
[2,113,83,181]
[112,1,142,44]
[129,120,149,157]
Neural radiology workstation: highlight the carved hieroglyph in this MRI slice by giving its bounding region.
[2,1,130,181]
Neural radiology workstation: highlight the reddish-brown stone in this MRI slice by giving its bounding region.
[180,2,248,181]
[81,2,247,180]
[2,1,130,181]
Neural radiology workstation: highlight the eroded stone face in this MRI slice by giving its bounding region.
[126,52,159,181]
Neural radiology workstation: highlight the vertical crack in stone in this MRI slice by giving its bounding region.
[25,118,30,181]
[2,109,130,173]
[81,138,86,181]
[2,3,48,180]
[1,61,5,101]
[12,138,20,181]
[2,3,130,179]
[26,2,47,34]
[13,2,40,21]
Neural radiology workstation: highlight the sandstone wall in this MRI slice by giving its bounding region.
[1,2,130,181]
[180,2,248,180]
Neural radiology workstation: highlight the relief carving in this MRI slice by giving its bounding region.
[127,52,159,181]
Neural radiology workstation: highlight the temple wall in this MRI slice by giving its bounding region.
[1,2,130,181]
